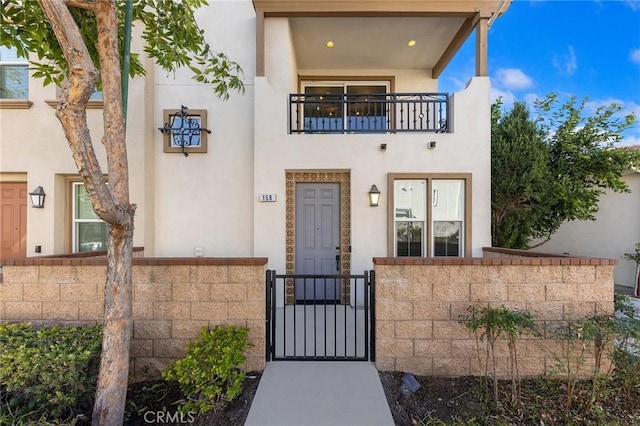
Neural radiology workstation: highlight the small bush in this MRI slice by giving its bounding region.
[459,304,539,406]
[0,322,102,423]
[162,325,250,415]
[612,294,640,406]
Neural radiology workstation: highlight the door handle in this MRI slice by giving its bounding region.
[335,254,340,272]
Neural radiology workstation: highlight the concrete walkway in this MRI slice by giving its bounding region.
[244,362,394,426]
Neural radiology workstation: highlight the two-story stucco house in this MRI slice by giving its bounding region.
[1,0,510,286]
[1,1,625,376]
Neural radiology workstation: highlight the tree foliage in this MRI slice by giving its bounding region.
[2,1,244,425]
[492,94,639,249]
[491,100,552,249]
[1,0,243,98]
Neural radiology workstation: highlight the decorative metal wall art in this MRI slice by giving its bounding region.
[159,106,210,156]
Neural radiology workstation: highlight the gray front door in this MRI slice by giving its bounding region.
[295,183,340,302]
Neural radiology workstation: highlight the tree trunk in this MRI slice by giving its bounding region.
[36,1,135,425]
[93,221,134,425]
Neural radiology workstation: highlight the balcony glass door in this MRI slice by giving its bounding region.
[303,86,344,132]
[346,85,388,131]
[302,81,389,133]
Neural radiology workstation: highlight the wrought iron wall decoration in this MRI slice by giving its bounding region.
[158,106,210,156]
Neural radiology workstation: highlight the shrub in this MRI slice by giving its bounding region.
[548,297,640,418]
[0,322,102,423]
[162,325,250,415]
[612,294,640,406]
[459,305,539,406]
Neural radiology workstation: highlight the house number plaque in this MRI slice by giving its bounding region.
[259,194,277,202]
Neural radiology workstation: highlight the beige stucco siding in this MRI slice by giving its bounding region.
[0,32,149,256]
[536,171,640,291]
[152,1,257,257]
[253,14,492,274]
[1,0,494,264]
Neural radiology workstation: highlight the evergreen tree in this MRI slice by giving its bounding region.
[491,101,552,248]
[491,95,639,249]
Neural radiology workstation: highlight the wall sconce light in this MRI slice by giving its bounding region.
[368,184,380,207]
[379,143,387,151]
[427,140,437,149]
[29,186,46,208]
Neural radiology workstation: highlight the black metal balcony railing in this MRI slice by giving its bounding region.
[289,92,449,134]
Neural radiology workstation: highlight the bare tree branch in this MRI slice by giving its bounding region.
[36,0,117,223]
[63,0,98,12]
[94,0,135,221]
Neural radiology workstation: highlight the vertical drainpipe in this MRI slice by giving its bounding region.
[121,0,133,129]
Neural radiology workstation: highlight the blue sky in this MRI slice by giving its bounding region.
[439,0,640,146]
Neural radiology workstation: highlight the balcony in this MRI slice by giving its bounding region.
[289,92,449,134]
[253,2,512,78]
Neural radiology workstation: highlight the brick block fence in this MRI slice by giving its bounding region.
[0,257,267,381]
[373,248,617,378]
[1,249,619,381]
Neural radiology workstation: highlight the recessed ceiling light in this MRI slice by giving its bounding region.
[408,40,416,47]
[326,41,334,48]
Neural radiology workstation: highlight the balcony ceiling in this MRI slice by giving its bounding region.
[290,16,468,71]
[254,1,512,77]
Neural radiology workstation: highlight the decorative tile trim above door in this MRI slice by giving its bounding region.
[285,170,351,304]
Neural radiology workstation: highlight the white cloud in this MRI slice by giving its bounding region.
[523,93,541,104]
[490,87,517,109]
[620,135,640,147]
[494,68,534,90]
[553,45,577,76]
[623,100,640,119]
[523,93,543,110]
[584,98,640,120]
[624,0,640,11]
[447,76,467,92]
[631,48,640,65]
[582,98,640,147]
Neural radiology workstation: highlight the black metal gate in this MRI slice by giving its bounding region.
[265,271,376,361]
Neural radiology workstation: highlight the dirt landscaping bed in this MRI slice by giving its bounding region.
[122,370,640,426]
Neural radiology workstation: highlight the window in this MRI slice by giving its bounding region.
[432,180,465,256]
[72,182,108,252]
[301,81,390,133]
[388,174,470,257]
[394,180,426,256]
[161,108,209,154]
[0,46,28,99]
[46,86,103,109]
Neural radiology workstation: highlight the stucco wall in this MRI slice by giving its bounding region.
[253,15,492,272]
[253,77,492,273]
[152,0,257,258]
[1,1,494,266]
[0,28,150,256]
[0,258,267,381]
[533,171,640,292]
[373,254,616,377]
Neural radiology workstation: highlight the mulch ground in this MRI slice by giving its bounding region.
[123,370,640,426]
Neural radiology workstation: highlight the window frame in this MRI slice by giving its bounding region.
[299,76,394,132]
[46,86,103,109]
[161,108,209,154]
[0,46,30,107]
[387,173,472,257]
[71,181,109,253]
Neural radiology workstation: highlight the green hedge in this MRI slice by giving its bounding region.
[0,323,102,423]
[163,325,250,415]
